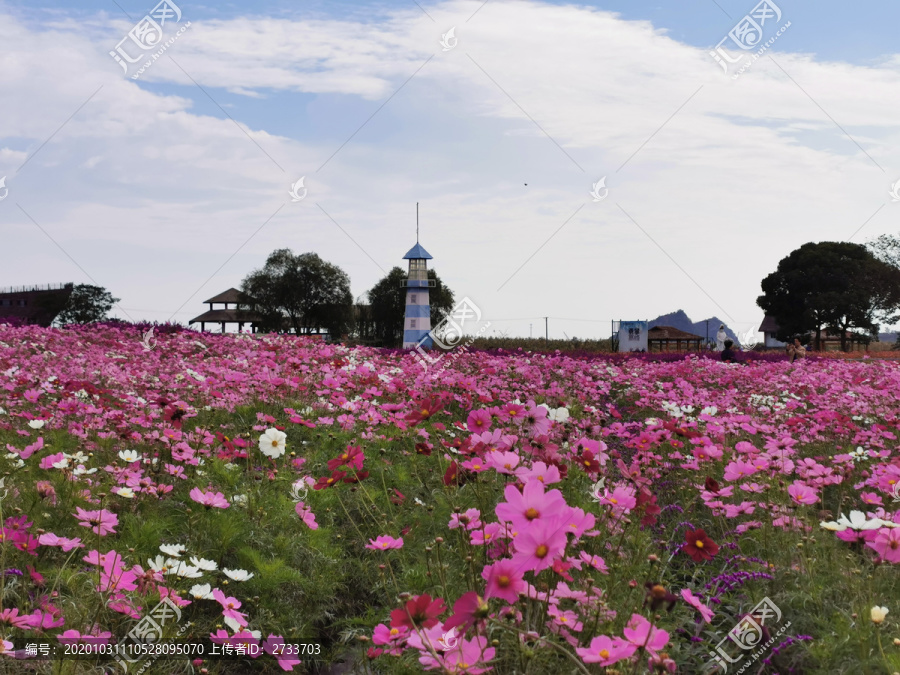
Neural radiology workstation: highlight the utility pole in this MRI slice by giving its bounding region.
[706,320,709,348]
[544,316,549,342]
[530,324,533,338]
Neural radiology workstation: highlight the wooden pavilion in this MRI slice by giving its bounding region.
[189,288,260,333]
[647,325,704,353]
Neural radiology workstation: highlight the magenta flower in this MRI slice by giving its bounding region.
[72,508,118,536]
[865,527,900,564]
[511,516,569,573]
[295,502,318,530]
[576,635,636,665]
[189,487,229,509]
[787,481,819,506]
[723,459,757,481]
[466,409,492,433]
[482,560,527,603]
[366,535,403,551]
[622,613,670,657]
[680,589,715,623]
[495,480,567,529]
[263,634,303,671]
[515,461,562,486]
[212,588,248,629]
[484,450,520,475]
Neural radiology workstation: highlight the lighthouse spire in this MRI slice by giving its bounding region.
[416,202,419,243]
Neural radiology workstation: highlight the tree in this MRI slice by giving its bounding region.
[868,233,900,270]
[241,250,353,338]
[757,241,900,351]
[57,284,119,324]
[364,267,456,347]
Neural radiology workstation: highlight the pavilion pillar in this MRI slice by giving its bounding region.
[201,322,205,332]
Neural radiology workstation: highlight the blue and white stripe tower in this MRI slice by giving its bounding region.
[402,204,433,349]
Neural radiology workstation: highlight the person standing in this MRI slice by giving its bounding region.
[715,324,727,352]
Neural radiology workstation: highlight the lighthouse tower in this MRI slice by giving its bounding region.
[402,240,433,349]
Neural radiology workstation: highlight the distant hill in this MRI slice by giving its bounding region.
[648,310,739,344]
[879,332,898,343]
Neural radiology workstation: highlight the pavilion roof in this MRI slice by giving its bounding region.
[648,325,704,340]
[189,309,260,324]
[203,288,249,304]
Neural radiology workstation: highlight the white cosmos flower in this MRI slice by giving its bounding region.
[72,464,97,476]
[113,487,135,499]
[222,568,254,581]
[52,457,70,470]
[147,556,180,574]
[701,406,718,416]
[189,583,214,600]
[836,511,885,531]
[160,544,186,557]
[190,556,218,571]
[259,428,287,459]
[172,563,203,578]
[28,420,45,430]
[118,450,141,463]
[67,451,89,464]
[231,495,248,506]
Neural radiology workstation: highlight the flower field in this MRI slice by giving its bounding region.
[0,324,898,674]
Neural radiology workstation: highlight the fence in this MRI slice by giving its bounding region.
[0,283,74,295]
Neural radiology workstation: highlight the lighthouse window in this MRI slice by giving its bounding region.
[410,319,417,329]
[410,294,417,304]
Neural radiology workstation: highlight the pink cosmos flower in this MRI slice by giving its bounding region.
[576,635,636,665]
[371,623,409,656]
[189,487,229,509]
[680,589,715,623]
[865,527,900,564]
[449,509,482,531]
[366,535,403,550]
[576,551,609,574]
[511,516,569,573]
[38,533,84,551]
[482,560,527,603]
[787,481,819,506]
[495,481,567,529]
[295,502,318,530]
[598,485,637,513]
[212,588,248,629]
[262,635,303,671]
[515,461,562,485]
[623,614,670,657]
[72,508,118,536]
[466,409,492,433]
[0,608,33,629]
[723,459,757,481]
[469,522,502,546]
[39,452,67,470]
[485,450,520,475]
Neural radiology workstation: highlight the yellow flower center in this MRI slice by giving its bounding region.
[524,508,540,520]
[497,575,510,587]
[390,628,399,636]
[696,541,704,549]
[609,497,618,504]
[599,649,610,659]
[535,544,549,558]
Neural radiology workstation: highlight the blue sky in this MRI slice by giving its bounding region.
[1,0,899,339]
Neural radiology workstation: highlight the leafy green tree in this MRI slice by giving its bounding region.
[868,233,900,270]
[241,250,353,338]
[56,284,119,324]
[364,267,456,347]
[757,241,900,351]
